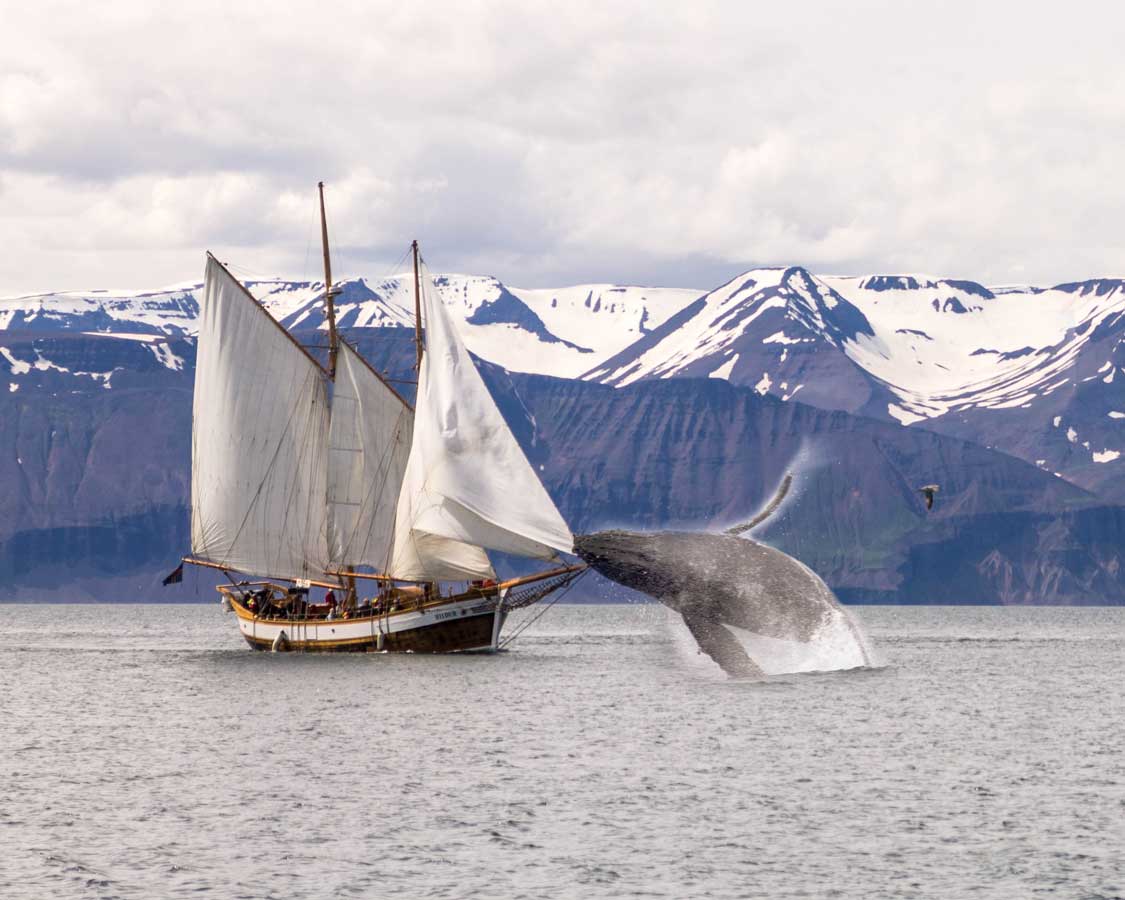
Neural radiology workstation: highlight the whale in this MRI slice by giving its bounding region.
[574,530,871,677]
[572,477,873,676]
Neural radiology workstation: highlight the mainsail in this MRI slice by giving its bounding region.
[191,255,330,579]
[326,341,413,570]
[389,262,574,581]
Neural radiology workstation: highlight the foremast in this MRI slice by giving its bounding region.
[412,239,424,370]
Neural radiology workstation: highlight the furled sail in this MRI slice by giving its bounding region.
[191,254,330,579]
[326,341,413,570]
[389,262,574,581]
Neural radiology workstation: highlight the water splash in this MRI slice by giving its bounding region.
[723,605,881,675]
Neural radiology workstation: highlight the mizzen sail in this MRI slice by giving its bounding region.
[190,254,330,579]
[389,261,573,581]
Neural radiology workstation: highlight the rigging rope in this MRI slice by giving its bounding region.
[498,569,586,649]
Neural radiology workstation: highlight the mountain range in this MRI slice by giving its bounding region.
[2,262,1122,603]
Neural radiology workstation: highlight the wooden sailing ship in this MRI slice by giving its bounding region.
[183,184,584,651]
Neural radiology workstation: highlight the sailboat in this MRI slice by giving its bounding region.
[181,184,585,651]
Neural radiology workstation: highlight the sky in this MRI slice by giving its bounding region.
[3,0,1125,294]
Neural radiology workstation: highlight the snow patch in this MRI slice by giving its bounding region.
[1093,449,1121,463]
[1,346,116,387]
[888,404,926,426]
[84,331,161,343]
[981,393,1036,410]
[1109,411,1125,419]
[146,342,184,371]
[755,371,772,395]
[709,354,739,380]
[1067,427,1078,443]
[763,330,802,345]
[1,348,30,375]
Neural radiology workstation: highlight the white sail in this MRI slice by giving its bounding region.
[326,341,413,570]
[191,255,330,579]
[389,262,573,581]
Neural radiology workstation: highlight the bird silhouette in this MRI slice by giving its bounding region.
[918,484,940,511]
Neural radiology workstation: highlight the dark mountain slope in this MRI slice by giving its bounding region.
[483,372,1116,603]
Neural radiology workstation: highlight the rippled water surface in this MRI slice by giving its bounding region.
[3,603,1124,899]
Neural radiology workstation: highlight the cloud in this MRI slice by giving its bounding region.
[3,0,1125,293]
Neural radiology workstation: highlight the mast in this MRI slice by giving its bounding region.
[319,181,339,380]
[412,239,424,370]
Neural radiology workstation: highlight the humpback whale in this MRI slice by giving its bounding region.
[573,477,874,676]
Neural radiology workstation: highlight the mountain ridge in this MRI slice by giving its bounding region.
[2,262,1122,603]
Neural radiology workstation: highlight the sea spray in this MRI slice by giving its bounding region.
[721,605,879,675]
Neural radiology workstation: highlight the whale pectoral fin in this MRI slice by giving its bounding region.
[680,610,766,679]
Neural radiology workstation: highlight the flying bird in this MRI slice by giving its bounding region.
[918,484,940,510]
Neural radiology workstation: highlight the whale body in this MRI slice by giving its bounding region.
[574,530,871,677]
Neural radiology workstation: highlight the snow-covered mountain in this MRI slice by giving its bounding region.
[0,274,699,382]
[841,275,1125,498]
[580,268,1125,498]
[586,269,1123,425]
[583,266,890,413]
[3,263,1125,603]
[3,263,1123,497]
[822,275,1125,425]
[0,284,201,335]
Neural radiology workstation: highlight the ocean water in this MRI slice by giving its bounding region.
[2,603,1123,900]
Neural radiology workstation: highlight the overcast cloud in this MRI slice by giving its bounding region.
[2,0,1125,293]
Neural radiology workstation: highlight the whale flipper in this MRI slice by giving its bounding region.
[679,607,766,678]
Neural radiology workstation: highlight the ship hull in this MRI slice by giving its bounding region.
[229,593,507,653]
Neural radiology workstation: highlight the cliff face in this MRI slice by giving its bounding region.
[0,334,194,600]
[481,370,1121,604]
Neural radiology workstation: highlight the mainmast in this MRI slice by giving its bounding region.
[412,240,424,370]
[318,181,339,380]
